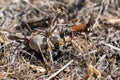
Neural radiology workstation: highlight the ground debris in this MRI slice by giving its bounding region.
[0,0,120,80]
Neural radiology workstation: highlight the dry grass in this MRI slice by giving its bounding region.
[0,0,120,80]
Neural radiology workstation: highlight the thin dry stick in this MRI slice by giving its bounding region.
[46,60,74,80]
[47,40,54,65]
[24,0,46,15]
[46,0,54,10]
[92,0,105,29]
[3,53,11,79]
[38,46,49,66]
[0,41,17,49]
[95,54,106,68]
[50,17,57,34]
[71,40,83,53]
[102,42,120,51]
[83,50,97,56]
[19,50,37,61]
[3,65,10,79]
[23,21,32,32]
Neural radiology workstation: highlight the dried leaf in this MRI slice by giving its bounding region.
[88,63,101,78]
[15,33,25,39]
[108,19,120,25]
[71,23,86,32]
[30,65,46,73]
[92,66,101,78]
[0,71,5,79]
[83,63,101,80]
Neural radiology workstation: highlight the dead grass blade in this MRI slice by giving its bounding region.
[83,63,101,80]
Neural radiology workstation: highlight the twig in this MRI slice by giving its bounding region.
[46,60,74,80]
[101,42,120,51]
[19,50,37,60]
[0,41,18,49]
[38,46,49,66]
[24,0,46,15]
[71,40,83,53]
[50,17,57,34]
[92,0,105,29]
[47,40,54,65]
[95,54,106,68]
[83,50,97,56]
